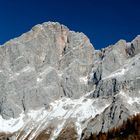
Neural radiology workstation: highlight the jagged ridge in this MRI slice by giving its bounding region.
[0,22,139,140]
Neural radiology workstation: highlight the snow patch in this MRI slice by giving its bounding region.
[21,66,35,73]
[26,94,110,139]
[37,77,43,82]
[103,68,128,80]
[0,93,110,139]
[0,113,24,133]
[27,109,50,123]
[79,76,88,84]
[75,122,82,140]
[39,67,53,76]
[9,66,35,81]
[50,121,66,140]
[57,71,63,77]
[119,91,140,105]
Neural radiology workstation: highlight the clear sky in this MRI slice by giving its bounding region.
[0,0,140,49]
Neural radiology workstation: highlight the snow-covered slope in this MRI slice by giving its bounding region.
[0,93,111,140]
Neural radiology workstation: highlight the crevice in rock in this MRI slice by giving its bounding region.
[119,110,123,119]
[126,43,135,57]
[61,84,67,97]
[112,78,118,93]
[100,119,105,132]
[62,46,67,55]
[111,106,117,124]
[21,93,26,112]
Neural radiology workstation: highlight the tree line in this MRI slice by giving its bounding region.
[87,113,140,140]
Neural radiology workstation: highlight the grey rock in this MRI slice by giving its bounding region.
[130,35,140,56]
[81,35,140,139]
[91,78,120,98]
[81,96,130,140]
[0,22,94,119]
[0,21,140,140]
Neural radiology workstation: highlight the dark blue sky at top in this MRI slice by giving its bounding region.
[0,0,140,49]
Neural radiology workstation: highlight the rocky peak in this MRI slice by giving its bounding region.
[0,22,140,140]
[0,22,94,119]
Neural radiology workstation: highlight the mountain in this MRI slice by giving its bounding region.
[88,113,140,140]
[0,22,139,140]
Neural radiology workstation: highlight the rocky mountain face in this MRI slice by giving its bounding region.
[0,22,140,140]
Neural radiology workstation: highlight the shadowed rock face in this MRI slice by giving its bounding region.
[0,22,140,140]
[81,37,140,139]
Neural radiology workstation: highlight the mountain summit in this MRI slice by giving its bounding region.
[0,22,140,140]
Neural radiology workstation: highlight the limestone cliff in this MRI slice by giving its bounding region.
[0,22,139,140]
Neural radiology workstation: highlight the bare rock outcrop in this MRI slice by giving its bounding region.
[0,22,140,140]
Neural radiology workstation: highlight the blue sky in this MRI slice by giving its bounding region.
[0,0,140,49]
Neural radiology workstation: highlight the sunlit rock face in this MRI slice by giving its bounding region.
[0,22,140,140]
[0,22,94,119]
